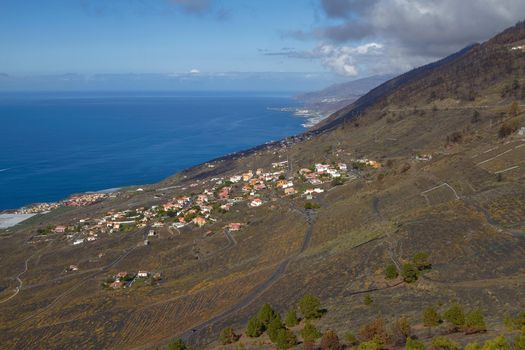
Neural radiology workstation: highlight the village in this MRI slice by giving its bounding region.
[13,192,113,215]
[24,156,383,291]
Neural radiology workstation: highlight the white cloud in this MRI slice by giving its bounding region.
[189,69,201,74]
[287,0,525,77]
[284,42,384,76]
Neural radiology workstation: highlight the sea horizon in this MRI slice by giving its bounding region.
[0,91,306,210]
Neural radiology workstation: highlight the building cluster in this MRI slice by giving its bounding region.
[63,193,109,207]
[415,154,433,161]
[46,156,382,247]
[103,270,162,289]
[14,192,115,215]
[15,202,60,214]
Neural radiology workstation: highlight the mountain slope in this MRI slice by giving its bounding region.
[295,74,394,115]
[0,21,524,350]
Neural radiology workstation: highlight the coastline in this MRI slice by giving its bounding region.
[1,92,306,213]
[268,106,329,128]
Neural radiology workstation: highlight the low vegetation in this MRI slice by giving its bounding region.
[209,293,523,350]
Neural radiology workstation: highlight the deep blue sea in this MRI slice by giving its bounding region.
[0,91,304,210]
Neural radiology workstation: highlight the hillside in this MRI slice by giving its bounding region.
[1,22,525,350]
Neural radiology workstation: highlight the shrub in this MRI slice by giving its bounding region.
[320,329,342,350]
[400,162,412,173]
[481,335,510,350]
[219,327,239,345]
[413,252,431,270]
[332,177,346,186]
[385,264,399,279]
[258,303,277,326]
[505,312,525,330]
[422,307,441,335]
[464,309,487,334]
[284,309,299,327]
[391,316,412,345]
[514,332,525,350]
[431,336,460,350]
[299,294,322,319]
[443,303,465,331]
[499,119,520,138]
[464,343,481,350]
[246,315,265,337]
[401,263,419,283]
[267,314,285,343]
[406,338,426,350]
[358,338,382,350]
[275,328,297,350]
[304,202,321,210]
[363,295,373,305]
[301,321,322,341]
[359,318,390,346]
[167,339,190,350]
[303,339,316,350]
[344,332,359,346]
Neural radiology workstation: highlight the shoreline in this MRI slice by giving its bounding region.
[267,106,329,128]
[1,101,324,217]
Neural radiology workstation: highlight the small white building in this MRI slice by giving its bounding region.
[137,271,149,278]
[250,198,263,207]
[73,239,85,245]
[229,175,242,183]
[282,181,294,189]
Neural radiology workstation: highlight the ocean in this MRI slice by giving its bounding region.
[0,91,304,210]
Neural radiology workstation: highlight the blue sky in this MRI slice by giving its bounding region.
[1,0,524,91]
[0,1,323,75]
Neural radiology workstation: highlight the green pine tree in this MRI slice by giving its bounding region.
[301,321,322,342]
[275,328,297,350]
[267,314,285,343]
[464,309,486,334]
[299,293,322,319]
[284,309,299,327]
[246,315,264,337]
[258,303,277,326]
[443,303,465,331]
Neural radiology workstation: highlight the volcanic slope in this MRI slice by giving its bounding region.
[0,21,525,350]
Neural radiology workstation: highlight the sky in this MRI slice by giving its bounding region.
[0,0,524,91]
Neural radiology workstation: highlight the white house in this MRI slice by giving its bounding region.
[250,198,263,207]
[137,271,149,278]
[282,181,294,189]
[315,164,330,173]
[229,175,242,183]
